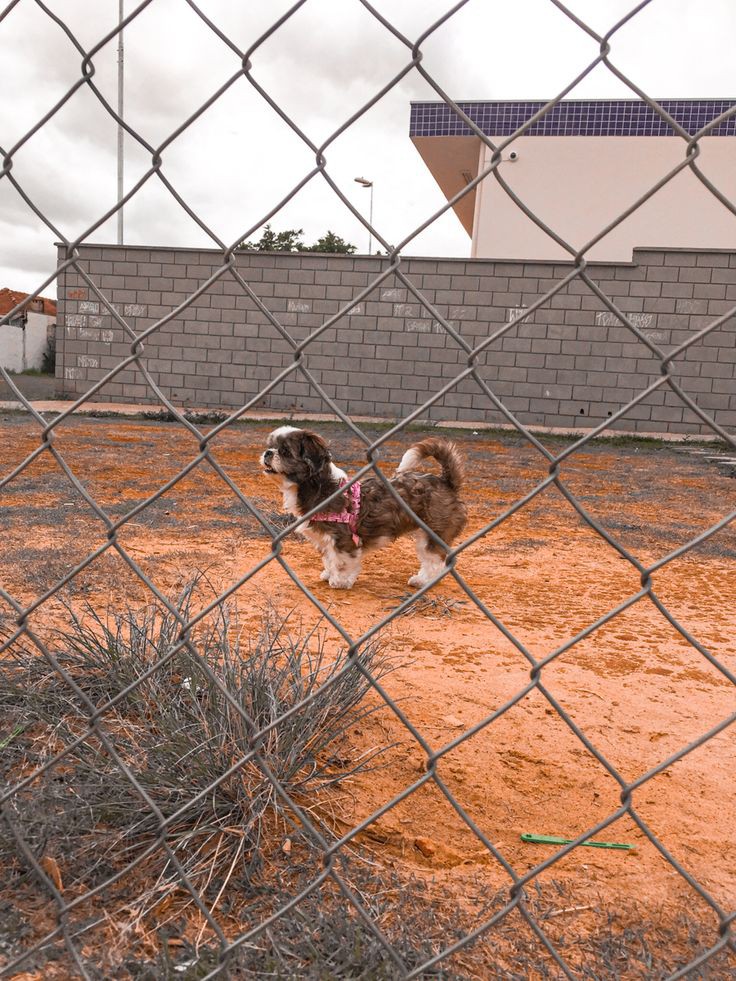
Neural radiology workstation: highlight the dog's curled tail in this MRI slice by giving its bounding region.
[396,438,464,492]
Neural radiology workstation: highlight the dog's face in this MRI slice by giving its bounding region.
[260,426,331,482]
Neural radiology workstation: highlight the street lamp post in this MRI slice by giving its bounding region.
[117,0,124,245]
[354,177,373,254]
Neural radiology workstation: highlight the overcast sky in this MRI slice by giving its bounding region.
[1,0,735,297]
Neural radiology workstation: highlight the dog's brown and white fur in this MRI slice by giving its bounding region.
[260,426,467,589]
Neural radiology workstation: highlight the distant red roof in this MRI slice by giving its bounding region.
[0,288,57,318]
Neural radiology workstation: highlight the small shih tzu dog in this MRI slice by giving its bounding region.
[260,426,467,589]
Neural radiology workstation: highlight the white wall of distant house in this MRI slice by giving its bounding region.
[0,311,52,371]
[472,136,736,262]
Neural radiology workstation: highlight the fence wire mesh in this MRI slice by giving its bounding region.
[1,0,735,978]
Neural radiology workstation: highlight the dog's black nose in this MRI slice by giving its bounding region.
[264,449,273,460]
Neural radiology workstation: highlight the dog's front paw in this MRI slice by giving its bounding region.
[328,576,355,589]
[320,569,330,581]
[408,573,428,588]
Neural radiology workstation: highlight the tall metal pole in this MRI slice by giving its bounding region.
[117,0,124,245]
[354,177,373,254]
[368,184,373,255]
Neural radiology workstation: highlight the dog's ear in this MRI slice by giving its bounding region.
[298,431,330,475]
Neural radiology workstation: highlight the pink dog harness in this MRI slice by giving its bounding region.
[310,479,362,546]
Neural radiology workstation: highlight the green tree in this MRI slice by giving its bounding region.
[238,225,356,254]
[238,224,305,252]
[304,230,357,254]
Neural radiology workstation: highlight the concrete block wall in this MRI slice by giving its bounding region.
[56,245,736,436]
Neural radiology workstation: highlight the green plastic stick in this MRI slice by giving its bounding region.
[521,833,635,851]
[0,724,26,750]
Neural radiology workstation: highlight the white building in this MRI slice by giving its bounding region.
[410,98,736,262]
[0,289,56,372]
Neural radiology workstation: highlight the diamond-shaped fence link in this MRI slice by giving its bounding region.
[1,0,735,977]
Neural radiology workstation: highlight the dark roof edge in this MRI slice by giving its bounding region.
[410,97,736,106]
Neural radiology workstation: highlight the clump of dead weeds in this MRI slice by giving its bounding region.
[0,581,396,975]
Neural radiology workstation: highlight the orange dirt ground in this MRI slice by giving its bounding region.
[1,413,734,972]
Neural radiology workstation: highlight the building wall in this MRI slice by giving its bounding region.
[56,244,736,436]
[1,312,52,372]
[472,137,736,262]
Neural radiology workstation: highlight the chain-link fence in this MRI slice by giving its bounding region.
[1,1,735,977]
